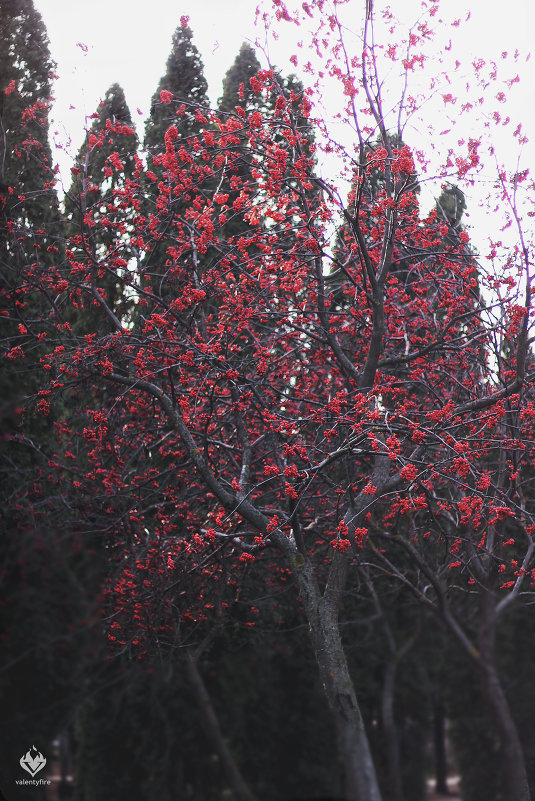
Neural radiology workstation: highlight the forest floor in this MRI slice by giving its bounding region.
[426,775,462,800]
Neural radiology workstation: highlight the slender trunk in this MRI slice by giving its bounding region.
[311,605,382,801]
[476,658,531,801]
[184,650,258,801]
[432,700,449,796]
[296,557,383,801]
[382,657,404,801]
[58,728,73,799]
[476,590,531,801]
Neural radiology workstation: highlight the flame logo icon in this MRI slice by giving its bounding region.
[20,745,46,777]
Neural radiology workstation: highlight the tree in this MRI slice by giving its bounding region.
[0,5,75,777]
[217,43,316,240]
[0,0,61,433]
[144,20,209,153]
[3,2,535,800]
[219,42,263,116]
[63,83,140,333]
[0,0,58,223]
[140,20,211,306]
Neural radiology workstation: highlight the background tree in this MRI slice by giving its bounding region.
[63,83,139,333]
[144,20,209,153]
[0,0,62,438]
[0,5,76,791]
[140,21,211,307]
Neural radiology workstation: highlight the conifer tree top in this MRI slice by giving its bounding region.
[97,83,133,126]
[218,42,262,115]
[0,0,55,99]
[144,23,208,150]
[66,82,137,198]
[0,0,56,223]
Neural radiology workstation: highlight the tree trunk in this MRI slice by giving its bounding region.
[432,700,449,796]
[382,657,404,801]
[475,589,531,801]
[295,556,383,801]
[311,605,382,801]
[476,658,531,801]
[58,728,73,799]
[184,650,258,801]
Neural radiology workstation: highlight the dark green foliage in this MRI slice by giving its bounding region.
[0,0,58,218]
[140,24,210,303]
[0,0,60,567]
[216,42,264,242]
[218,42,262,115]
[63,83,139,333]
[435,183,467,228]
[144,23,209,154]
[218,44,316,245]
[66,82,138,199]
[0,0,62,422]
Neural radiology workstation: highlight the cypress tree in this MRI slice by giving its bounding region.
[218,44,316,241]
[144,22,209,156]
[0,0,61,490]
[63,83,139,333]
[0,4,86,787]
[0,0,58,229]
[140,23,210,302]
[218,42,263,116]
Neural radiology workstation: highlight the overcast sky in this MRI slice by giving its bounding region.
[32,0,535,252]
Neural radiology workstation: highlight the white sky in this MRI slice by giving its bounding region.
[32,0,535,254]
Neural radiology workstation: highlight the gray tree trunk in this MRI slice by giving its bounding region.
[476,590,531,801]
[382,657,404,801]
[294,553,383,801]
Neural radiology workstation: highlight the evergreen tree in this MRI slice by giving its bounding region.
[0,0,62,523]
[0,0,61,419]
[435,183,467,230]
[215,43,265,242]
[140,23,210,304]
[217,44,316,240]
[144,22,209,155]
[218,42,262,116]
[0,0,58,226]
[63,83,139,333]
[0,11,102,793]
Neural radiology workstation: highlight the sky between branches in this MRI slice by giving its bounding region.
[33,0,535,254]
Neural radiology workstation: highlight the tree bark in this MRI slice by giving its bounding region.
[184,650,258,801]
[475,590,531,801]
[382,657,404,801]
[313,603,382,801]
[295,555,383,801]
[475,658,531,801]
